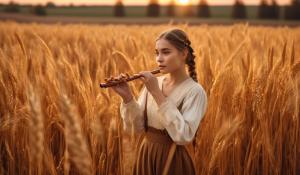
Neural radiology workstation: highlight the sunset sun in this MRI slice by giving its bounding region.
[176,0,191,5]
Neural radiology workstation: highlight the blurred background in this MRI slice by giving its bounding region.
[0,0,299,25]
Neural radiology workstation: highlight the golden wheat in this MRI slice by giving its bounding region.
[0,21,299,175]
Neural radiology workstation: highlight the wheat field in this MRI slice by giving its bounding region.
[0,22,299,175]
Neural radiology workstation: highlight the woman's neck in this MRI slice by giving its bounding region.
[165,67,189,85]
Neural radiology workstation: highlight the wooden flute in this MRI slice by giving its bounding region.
[99,68,161,88]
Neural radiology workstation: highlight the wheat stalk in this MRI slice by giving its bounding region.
[59,93,92,175]
[27,84,44,175]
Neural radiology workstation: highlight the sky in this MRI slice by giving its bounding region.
[0,0,292,6]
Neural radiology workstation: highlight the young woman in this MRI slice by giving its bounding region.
[112,28,208,175]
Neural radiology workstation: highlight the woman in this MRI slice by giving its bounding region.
[112,28,208,175]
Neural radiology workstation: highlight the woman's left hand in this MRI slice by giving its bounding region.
[139,71,160,94]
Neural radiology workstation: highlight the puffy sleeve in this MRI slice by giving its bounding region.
[157,86,208,145]
[120,85,147,132]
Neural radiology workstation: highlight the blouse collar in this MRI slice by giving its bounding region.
[159,76,192,98]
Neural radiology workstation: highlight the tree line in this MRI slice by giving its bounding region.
[2,0,300,20]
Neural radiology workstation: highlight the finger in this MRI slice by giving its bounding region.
[119,82,127,86]
[139,71,146,77]
[115,75,121,80]
[139,77,146,83]
[111,86,118,92]
[140,72,152,79]
[139,72,147,80]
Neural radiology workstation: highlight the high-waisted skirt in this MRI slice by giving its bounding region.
[132,127,195,175]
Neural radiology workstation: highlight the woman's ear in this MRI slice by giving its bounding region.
[182,48,189,62]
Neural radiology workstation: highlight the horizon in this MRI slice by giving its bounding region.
[0,0,293,6]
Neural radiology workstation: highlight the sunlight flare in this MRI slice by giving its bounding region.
[176,0,191,5]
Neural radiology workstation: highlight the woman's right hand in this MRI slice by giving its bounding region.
[111,81,133,103]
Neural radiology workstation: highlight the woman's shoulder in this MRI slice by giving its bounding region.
[186,79,207,98]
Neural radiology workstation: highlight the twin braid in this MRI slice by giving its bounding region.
[183,40,198,83]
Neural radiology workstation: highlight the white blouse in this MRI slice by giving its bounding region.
[120,75,208,145]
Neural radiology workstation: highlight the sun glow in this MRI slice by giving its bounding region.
[176,0,191,5]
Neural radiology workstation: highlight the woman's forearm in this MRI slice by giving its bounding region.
[122,93,134,104]
[150,89,167,106]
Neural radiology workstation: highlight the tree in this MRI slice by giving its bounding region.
[269,0,279,19]
[198,0,210,18]
[46,1,56,8]
[32,5,47,16]
[258,0,279,19]
[147,0,160,17]
[258,0,269,19]
[167,0,176,17]
[184,2,195,17]
[4,1,20,13]
[284,0,300,20]
[232,0,247,19]
[114,0,125,17]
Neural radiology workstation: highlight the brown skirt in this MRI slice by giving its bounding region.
[132,127,195,175]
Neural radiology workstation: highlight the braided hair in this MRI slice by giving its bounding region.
[156,28,198,82]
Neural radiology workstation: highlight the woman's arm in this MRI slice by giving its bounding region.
[119,85,147,133]
[148,89,167,106]
[157,86,208,145]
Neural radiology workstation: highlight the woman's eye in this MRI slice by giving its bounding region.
[155,51,169,56]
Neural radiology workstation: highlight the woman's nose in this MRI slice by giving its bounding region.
[156,55,164,63]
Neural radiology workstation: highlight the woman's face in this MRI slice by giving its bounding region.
[155,38,187,74]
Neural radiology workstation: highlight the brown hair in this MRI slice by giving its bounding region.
[156,28,198,82]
